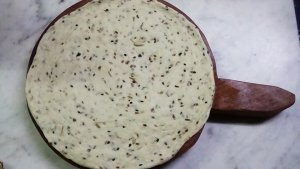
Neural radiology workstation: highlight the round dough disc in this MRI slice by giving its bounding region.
[26,0,215,168]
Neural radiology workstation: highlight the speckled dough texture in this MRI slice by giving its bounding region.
[25,0,215,168]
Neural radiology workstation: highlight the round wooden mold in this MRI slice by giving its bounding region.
[26,0,295,168]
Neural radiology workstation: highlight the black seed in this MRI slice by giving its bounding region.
[104,9,109,12]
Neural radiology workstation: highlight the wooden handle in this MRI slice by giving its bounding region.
[211,78,296,118]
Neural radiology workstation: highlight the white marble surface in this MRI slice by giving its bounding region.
[0,0,299,169]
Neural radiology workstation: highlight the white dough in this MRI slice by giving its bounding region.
[26,0,215,168]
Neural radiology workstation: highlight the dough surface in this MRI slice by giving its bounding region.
[26,0,215,168]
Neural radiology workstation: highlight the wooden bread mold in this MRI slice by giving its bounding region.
[26,0,295,168]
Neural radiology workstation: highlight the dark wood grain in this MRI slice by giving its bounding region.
[211,78,296,118]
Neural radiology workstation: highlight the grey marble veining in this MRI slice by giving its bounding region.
[0,0,299,169]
